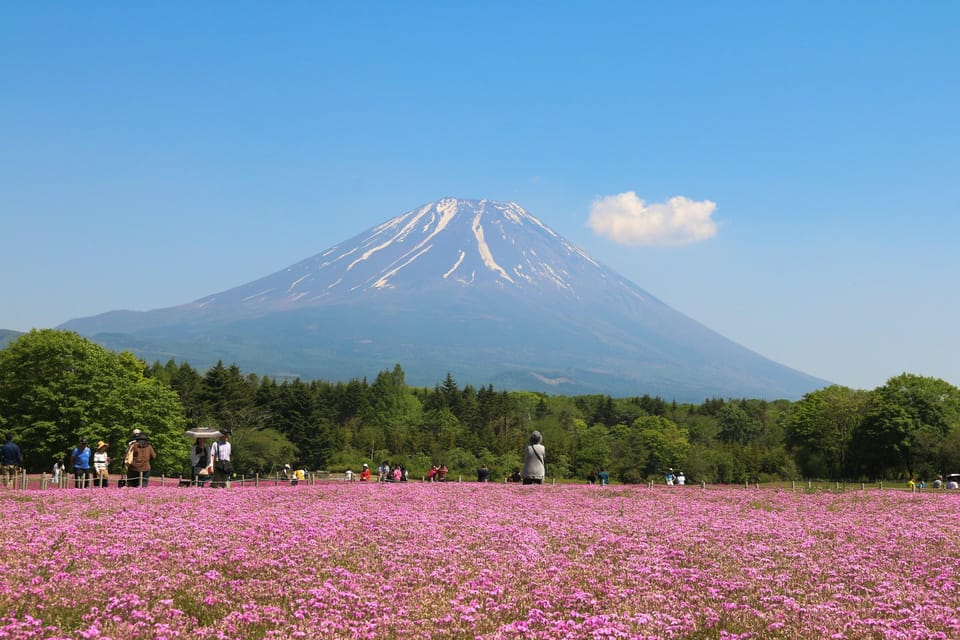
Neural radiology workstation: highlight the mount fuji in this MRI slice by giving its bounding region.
[60,198,828,400]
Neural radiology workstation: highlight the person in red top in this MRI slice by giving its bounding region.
[359,463,371,481]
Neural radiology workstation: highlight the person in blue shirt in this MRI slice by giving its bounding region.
[70,438,93,489]
[597,468,610,485]
[1,433,23,488]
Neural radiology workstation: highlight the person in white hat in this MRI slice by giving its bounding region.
[93,441,110,487]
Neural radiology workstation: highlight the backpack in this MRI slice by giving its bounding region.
[124,443,135,467]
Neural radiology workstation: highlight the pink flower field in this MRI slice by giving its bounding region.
[1,483,959,640]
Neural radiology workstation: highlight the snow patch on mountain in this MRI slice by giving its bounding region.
[288,274,310,292]
[471,209,514,283]
[374,245,434,289]
[443,251,466,279]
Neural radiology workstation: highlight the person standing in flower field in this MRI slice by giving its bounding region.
[522,431,546,485]
[92,441,110,487]
[122,428,142,479]
[126,433,156,488]
[1,433,23,488]
[210,430,233,488]
[70,438,93,489]
[190,438,212,487]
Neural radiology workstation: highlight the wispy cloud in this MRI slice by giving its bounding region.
[587,192,718,246]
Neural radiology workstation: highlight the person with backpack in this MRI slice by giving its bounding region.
[120,428,142,483]
[126,433,156,488]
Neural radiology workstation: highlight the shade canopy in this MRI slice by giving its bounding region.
[184,428,222,439]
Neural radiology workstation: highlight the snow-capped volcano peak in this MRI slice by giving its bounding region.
[60,196,829,400]
[194,198,617,311]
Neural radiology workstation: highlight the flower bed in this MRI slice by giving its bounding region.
[1,483,958,639]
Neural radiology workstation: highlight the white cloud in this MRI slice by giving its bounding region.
[587,192,718,246]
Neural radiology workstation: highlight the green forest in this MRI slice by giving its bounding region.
[2,329,959,484]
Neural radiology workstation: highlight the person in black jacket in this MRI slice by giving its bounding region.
[1,433,23,488]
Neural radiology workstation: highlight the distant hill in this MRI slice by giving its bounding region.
[60,198,829,401]
[0,330,23,348]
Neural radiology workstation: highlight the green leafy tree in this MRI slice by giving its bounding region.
[424,407,462,459]
[0,330,188,473]
[573,423,612,477]
[272,379,328,468]
[715,404,762,445]
[232,427,298,475]
[785,385,868,479]
[364,365,422,434]
[197,361,259,433]
[635,415,690,477]
[851,374,960,479]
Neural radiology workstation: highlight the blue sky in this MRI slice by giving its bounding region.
[2,2,958,392]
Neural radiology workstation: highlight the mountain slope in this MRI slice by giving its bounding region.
[61,198,828,400]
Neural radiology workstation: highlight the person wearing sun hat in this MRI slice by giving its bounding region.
[121,428,144,480]
[126,432,157,488]
[92,441,111,487]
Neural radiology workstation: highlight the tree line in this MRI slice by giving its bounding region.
[1,329,958,483]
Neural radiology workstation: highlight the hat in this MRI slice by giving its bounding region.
[362,463,369,468]
[132,429,142,436]
[284,464,291,469]
[79,438,87,443]
[97,441,108,449]
[135,433,148,441]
